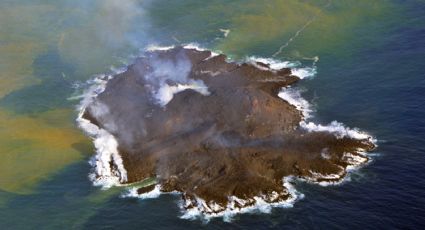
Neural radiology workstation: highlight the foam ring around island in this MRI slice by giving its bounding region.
[76,44,377,221]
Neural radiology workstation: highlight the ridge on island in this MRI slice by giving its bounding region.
[78,46,376,218]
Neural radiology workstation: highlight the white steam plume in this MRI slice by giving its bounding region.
[139,50,210,106]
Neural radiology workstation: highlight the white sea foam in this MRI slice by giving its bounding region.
[278,87,313,119]
[304,168,346,186]
[301,155,370,187]
[343,152,368,167]
[145,43,220,58]
[183,43,207,51]
[179,176,303,222]
[76,76,128,189]
[121,185,162,199]
[183,43,220,59]
[246,56,316,80]
[291,66,317,79]
[309,170,344,180]
[299,149,373,187]
[247,56,297,70]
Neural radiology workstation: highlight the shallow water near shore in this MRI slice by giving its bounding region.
[0,0,424,229]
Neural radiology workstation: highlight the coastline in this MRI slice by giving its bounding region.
[76,44,377,221]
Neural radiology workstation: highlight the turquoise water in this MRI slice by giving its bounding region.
[0,0,424,229]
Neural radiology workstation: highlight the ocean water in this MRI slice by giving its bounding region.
[0,0,424,229]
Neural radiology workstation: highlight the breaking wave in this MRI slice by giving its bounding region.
[278,87,313,119]
[180,177,304,222]
[122,185,162,199]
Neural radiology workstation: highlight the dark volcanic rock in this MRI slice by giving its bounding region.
[81,46,375,215]
[137,184,156,194]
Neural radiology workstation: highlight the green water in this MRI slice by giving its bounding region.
[1,0,423,229]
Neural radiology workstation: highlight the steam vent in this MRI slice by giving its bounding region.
[78,46,376,217]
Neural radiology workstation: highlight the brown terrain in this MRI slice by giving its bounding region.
[81,47,375,215]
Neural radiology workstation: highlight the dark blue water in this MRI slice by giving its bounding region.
[0,1,424,229]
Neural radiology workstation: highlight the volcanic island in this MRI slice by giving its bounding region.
[78,46,376,217]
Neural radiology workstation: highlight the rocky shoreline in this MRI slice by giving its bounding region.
[77,45,376,218]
